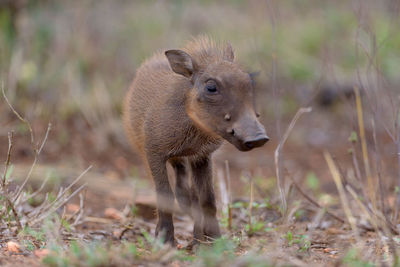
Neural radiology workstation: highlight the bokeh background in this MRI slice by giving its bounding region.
[2,1,400,265]
[1,0,400,218]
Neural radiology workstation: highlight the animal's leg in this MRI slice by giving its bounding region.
[169,158,192,216]
[170,158,203,246]
[147,155,175,245]
[191,156,221,241]
[190,185,204,243]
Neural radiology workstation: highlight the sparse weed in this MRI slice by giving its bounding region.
[342,248,374,267]
[284,231,310,252]
[196,237,236,267]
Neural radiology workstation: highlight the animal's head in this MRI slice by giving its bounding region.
[165,44,269,151]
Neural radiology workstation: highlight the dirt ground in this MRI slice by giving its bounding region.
[0,135,394,266]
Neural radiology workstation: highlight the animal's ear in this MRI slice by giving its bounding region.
[165,50,196,78]
[223,42,234,62]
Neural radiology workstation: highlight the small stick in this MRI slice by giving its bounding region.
[84,216,113,224]
[0,132,22,231]
[2,82,34,146]
[354,86,376,211]
[2,132,13,189]
[13,123,52,202]
[350,143,362,182]
[225,160,232,231]
[324,151,359,239]
[346,185,385,261]
[2,83,52,204]
[274,107,312,215]
[288,175,344,224]
[372,119,386,217]
[248,174,254,235]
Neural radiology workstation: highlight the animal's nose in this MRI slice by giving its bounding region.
[243,134,269,149]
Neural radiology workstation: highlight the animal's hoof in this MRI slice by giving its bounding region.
[161,235,176,246]
[203,223,221,241]
[184,239,200,251]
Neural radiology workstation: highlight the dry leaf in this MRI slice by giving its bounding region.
[34,249,50,258]
[66,203,80,213]
[112,229,123,239]
[7,241,20,253]
[104,208,123,220]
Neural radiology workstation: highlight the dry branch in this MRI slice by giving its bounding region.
[274,107,312,215]
[225,160,232,231]
[354,86,376,212]
[324,151,358,239]
[288,176,344,224]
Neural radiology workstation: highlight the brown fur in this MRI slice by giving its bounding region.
[123,36,268,245]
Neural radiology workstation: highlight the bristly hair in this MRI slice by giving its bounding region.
[182,35,234,69]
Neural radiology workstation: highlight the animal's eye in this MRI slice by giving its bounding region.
[205,80,218,94]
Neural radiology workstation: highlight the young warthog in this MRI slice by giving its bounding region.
[123,37,269,245]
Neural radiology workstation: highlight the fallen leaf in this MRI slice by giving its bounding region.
[104,208,123,220]
[112,229,122,239]
[66,204,80,213]
[34,249,50,258]
[7,241,20,253]
[323,248,332,253]
[326,228,345,235]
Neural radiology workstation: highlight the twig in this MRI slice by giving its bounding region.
[2,83,52,203]
[13,123,52,202]
[1,82,34,146]
[274,107,312,215]
[23,174,50,202]
[1,132,13,189]
[248,174,254,235]
[324,151,358,239]
[225,160,232,231]
[29,166,91,221]
[288,176,344,224]
[72,193,85,226]
[372,119,386,217]
[354,86,376,212]
[0,132,22,231]
[346,185,388,262]
[217,167,229,226]
[29,182,87,226]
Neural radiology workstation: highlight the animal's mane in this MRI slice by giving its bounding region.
[182,36,233,68]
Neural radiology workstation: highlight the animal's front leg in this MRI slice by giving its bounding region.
[147,155,175,245]
[191,156,221,241]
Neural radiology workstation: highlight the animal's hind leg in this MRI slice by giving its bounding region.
[170,158,202,245]
[191,156,221,241]
[169,158,192,216]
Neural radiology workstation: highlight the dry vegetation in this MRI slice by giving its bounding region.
[1,0,400,266]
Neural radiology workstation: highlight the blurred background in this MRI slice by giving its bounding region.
[1,0,400,206]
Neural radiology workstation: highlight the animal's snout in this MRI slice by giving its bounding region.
[243,134,269,149]
[228,111,269,151]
